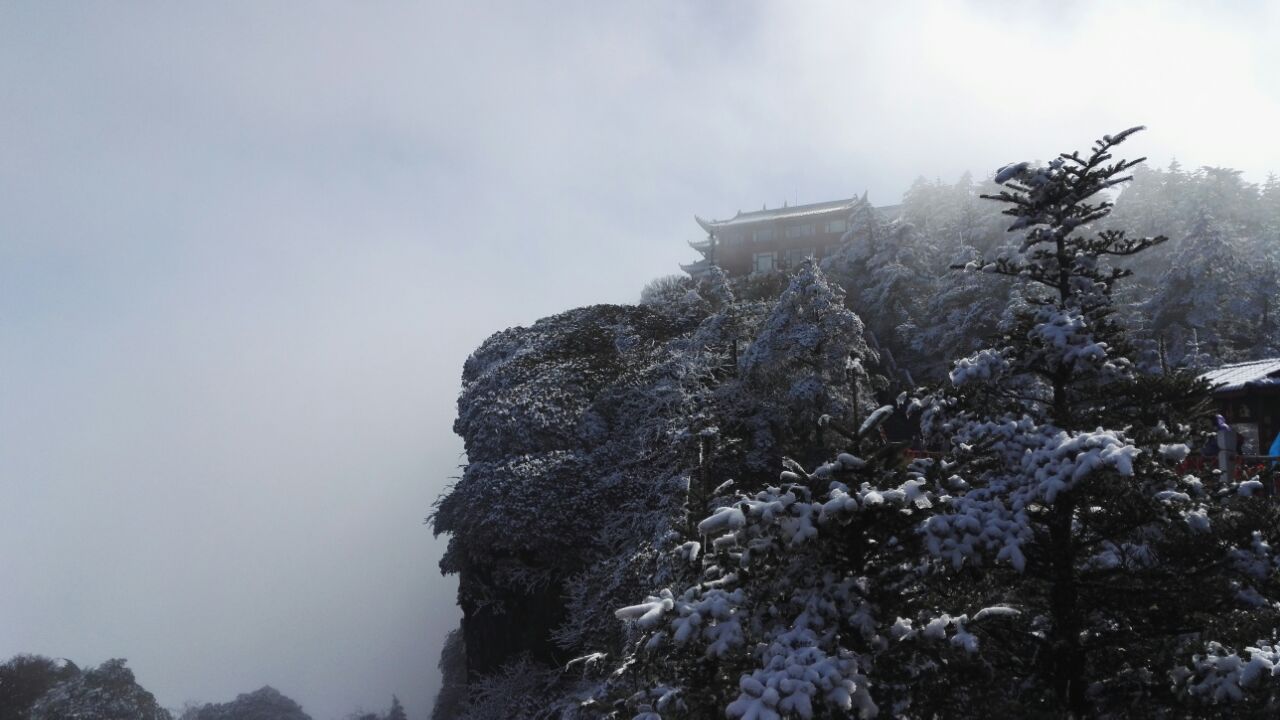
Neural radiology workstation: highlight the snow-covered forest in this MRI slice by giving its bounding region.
[0,654,409,720]
[821,155,1280,385]
[432,130,1280,719]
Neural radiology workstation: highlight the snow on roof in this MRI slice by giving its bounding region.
[696,197,859,230]
[1201,358,1280,393]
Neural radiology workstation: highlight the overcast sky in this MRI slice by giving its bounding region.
[2,2,1278,719]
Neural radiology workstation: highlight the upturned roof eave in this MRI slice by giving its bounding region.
[695,197,860,230]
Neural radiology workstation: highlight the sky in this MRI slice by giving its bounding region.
[2,2,1278,718]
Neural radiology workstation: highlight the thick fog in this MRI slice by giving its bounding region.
[2,2,1278,718]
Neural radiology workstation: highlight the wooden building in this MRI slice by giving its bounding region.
[682,197,877,278]
[1201,358,1280,454]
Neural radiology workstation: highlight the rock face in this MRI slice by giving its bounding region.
[435,303,709,678]
[185,686,311,720]
[432,264,881,716]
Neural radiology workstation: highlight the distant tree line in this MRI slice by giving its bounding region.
[0,654,409,720]
[808,159,1280,388]
[0,655,169,720]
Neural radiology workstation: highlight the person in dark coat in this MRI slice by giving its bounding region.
[1202,433,1220,458]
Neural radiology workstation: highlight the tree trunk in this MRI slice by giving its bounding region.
[1047,492,1086,715]
[1048,354,1085,714]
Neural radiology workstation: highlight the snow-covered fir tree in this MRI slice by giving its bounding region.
[822,180,1021,384]
[731,259,878,469]
[600,425,943,719]
[1143,207,1254,366]
[821,198,929,387]
[916,128,1280,716]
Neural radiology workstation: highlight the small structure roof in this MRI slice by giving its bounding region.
[1201,358,1280,393]
[679,257,715,277]
[695,197,859,232]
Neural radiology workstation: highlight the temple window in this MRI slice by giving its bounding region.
[784,248,814,267]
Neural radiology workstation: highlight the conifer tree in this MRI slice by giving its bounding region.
[918,128,1280,716]
[605,425,936,720]
[822,200,928,387]
[1262,173,1280,231]
[1144,207,1252,365]
[733,259,878,468]
[386,695,407,720]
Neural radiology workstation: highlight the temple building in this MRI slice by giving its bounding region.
[1202,358,1280,454]
[682,196,896,278]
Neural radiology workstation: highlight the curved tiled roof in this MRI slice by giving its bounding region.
[1201,358,1280,393]
[695,197,860,231]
